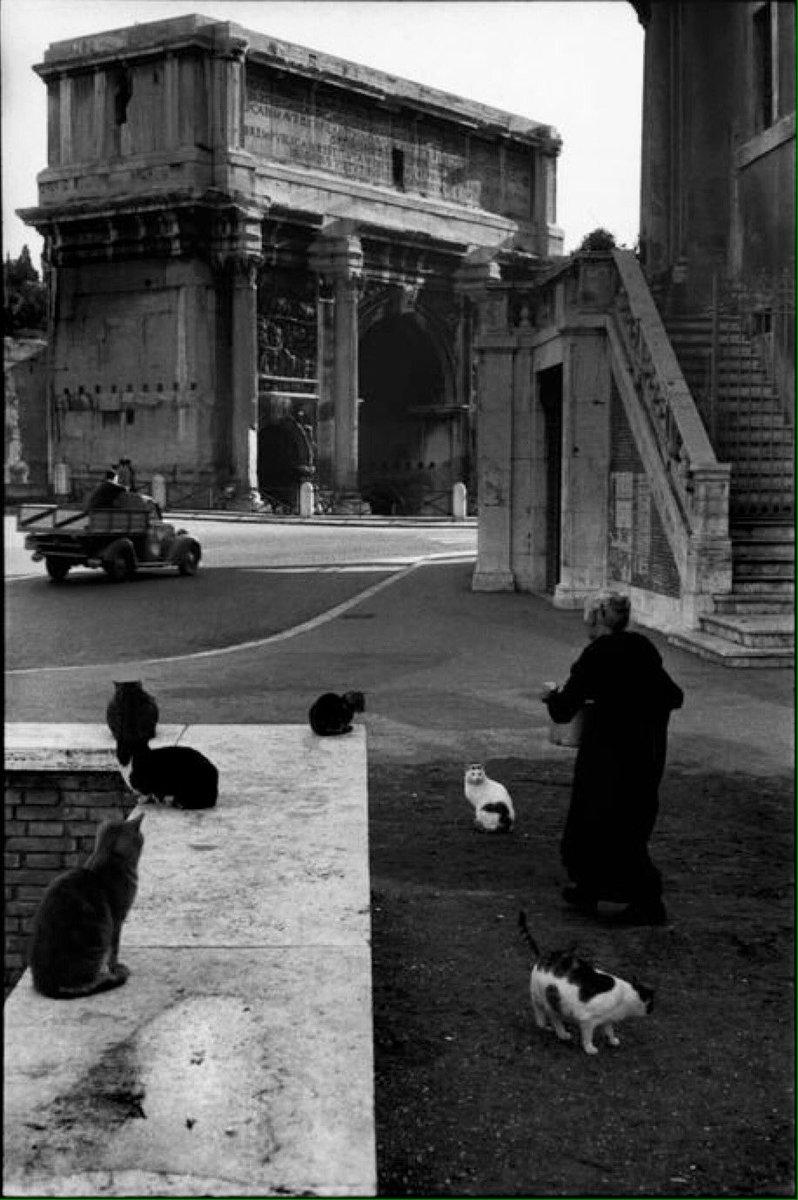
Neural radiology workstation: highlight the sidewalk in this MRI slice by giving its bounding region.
[165,509,478,529]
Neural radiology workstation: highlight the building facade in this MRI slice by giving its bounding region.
[19,15,562,510]
[468,0,794,655]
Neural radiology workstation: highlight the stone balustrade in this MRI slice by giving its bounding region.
[610,249,730,534]
[609,249,733,616]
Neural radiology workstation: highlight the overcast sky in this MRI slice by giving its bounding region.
[2,0,644,266]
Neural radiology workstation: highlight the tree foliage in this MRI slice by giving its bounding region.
[577,228,618,252]
[4,246,47,335]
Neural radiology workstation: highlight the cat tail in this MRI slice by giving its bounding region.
[117,736,151,767]
[116,739,134,767]
[518,910,540,960]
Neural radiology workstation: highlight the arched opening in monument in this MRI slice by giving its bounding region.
[257,418,313,509]
[538,364,563,593]
[358,313,457,515]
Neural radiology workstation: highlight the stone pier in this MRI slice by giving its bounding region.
[3,723,376,1198]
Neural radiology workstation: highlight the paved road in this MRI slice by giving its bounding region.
[5,514,476,672]
[5,510,793,779]
[4,513,476,578]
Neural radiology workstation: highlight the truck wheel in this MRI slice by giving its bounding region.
[178,548,199,576]
[103,549,134,582]
[45,558,70,583]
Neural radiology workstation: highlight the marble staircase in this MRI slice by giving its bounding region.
[662,314,794,666]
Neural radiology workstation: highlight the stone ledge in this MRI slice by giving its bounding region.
[4,723,187,772]
[4,723,376,1198]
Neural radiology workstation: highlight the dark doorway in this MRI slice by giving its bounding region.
[358,313,447,514]
[257,419,313,508]
[538,365,563,593]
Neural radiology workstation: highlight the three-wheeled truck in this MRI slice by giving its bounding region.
[17,495,202,583]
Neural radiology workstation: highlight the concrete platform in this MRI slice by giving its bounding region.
[4,724,376,1198]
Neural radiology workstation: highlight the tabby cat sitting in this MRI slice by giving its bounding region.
[29,810,145,999]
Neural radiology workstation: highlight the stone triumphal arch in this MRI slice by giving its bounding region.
[20,14,562,511]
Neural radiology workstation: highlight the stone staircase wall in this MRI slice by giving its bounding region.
[662,313,794,665]
[664,314,794,520]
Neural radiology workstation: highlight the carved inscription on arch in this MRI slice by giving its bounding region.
[243,67,533,218]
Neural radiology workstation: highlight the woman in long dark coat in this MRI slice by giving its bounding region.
[541,592,683,925]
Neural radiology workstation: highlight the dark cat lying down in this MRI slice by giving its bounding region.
[129,743,218,810]
[308,690,365,736]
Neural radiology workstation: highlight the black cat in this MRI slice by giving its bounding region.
[308,690,365,736]
[107,680,159,766]
[129,742,218,810]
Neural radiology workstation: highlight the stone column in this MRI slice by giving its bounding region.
[507,335,542,591]
[209,33,248,154]
[229,256,261,505]
[454,253,515,590]
[309,229,363,506]
[535,149,565,257]
[472,336,517,591]
[638,2,674,280]
[93,69,107,160]
[58,76,72,165]
[553,330,612,608]
[163,55,180,149]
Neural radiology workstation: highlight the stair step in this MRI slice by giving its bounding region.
[712,388,782,401]
[710,412,790,428]
[730,475,795,490]
[719,437,794,452]
[712,591,795,614]
[730,507,796,521]
[672,343,758,360]
[733,546,795,565]
[668,338,759,356]
[733,560,794,581]
[730,457,795,469]
[699,612,794,649]
[666,314,751,326]
[667,628,794,667]
[731,523,795,542]
[731,575,795,594]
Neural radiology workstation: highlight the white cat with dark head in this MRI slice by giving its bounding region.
[464,763,515,833]
[518,911,654,1054]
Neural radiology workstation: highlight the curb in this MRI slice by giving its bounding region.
[165,510,478,528]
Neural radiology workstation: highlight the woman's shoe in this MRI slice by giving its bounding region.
[607,900,669,926]
[561,886,598,914]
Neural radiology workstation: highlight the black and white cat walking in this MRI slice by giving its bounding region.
[518,911,654,1054]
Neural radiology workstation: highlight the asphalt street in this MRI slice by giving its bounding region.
[4,514,793,780]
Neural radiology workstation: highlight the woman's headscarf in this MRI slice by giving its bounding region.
[584,590,631,633]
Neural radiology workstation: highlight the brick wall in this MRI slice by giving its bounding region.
[4,769,134,996]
